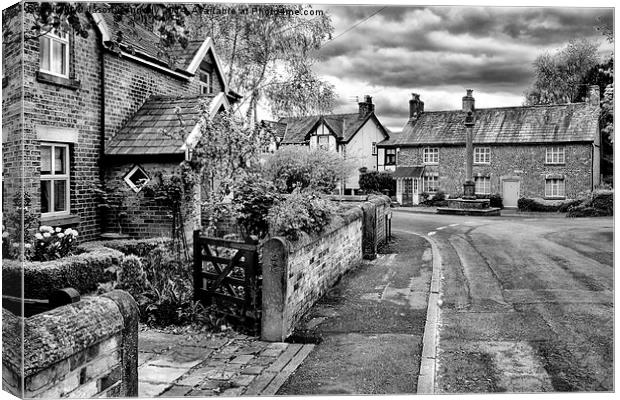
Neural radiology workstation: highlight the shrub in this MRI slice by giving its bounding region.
[566,189,613,217]
[33,226,79,261]
[359,171,396,195]
[267,189,336,240]
[3,244,123,299]
[476,193,503,208]
[420,190,448,207]
[117,255,148,298]
[92,237,172,258]
[518,197,579,212]
[265,146,354,193]
[232,173,282,239]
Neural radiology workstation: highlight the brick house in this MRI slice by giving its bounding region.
[2,6,238,241]
[275,95,390,194]
[377,90,601,207]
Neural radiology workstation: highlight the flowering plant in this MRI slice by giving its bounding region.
[33,226,79,261]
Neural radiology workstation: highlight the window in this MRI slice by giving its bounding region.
[546,146,565,164]
[475,176,491,195]
[40,143,70,216]
[40,32,69,77]
[423,173,439,192]
[385,148,396,165]
[545,178,565,198]
[371,142,377,155]
[199,69,211,95]
[124,165,150,193]
[317,135,330,150]
[423,147,439,164]
[474,147,490,164]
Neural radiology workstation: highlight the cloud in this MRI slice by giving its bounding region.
[312,5,613,125]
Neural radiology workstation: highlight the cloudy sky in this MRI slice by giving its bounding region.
[311,4,614,131]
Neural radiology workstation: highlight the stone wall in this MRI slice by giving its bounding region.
[261,207,364,342]
[2,290,138,398]
[397,143,594,198]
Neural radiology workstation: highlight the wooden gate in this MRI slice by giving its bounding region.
[193,231,261,333]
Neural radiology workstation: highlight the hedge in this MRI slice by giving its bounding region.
[3,245,123,299]
[2,237,173,299]
[567,190,613,217]
[517,197,577,212]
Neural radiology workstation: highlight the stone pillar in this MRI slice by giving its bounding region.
[463,111,476,199]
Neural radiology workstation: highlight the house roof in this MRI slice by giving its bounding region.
[381,103,599,147]
[393,166,425,178]
[261,120,288,141]
[279,113,386,144]
[105,95,215,156]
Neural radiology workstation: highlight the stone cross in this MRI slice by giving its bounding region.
[463,110,476,199]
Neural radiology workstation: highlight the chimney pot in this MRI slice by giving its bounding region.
[462,89,475,112]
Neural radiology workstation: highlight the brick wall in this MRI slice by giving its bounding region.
[104,159,200,240]
[261,207,363,341]
[397,143,593,198]
[2,5,25,222]
[2,290,138,398]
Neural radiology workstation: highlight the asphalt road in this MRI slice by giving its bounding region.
[394,210,614,393]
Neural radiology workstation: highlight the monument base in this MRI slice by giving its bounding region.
[436,198,501,216]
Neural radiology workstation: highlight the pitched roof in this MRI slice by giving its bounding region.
[105,95,215,156]
[261,120,288,141]
[392,166,425,178]
[279,113,385,144]
[384,103,599,147]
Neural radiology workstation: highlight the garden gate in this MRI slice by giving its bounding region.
[193,231,262,333]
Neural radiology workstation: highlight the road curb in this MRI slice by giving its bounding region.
[395,229,442,395]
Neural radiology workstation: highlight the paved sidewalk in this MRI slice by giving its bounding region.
[394,206,569,218]
[138,330,314,397]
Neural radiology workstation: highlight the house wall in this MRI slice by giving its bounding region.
[308,123,337,152]
[2,5,24,220]
[103,159,200,240]
[12,13,104,241]
[344,119,387,189]
[397,143,593,199]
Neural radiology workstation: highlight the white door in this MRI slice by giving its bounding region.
[503,180,520,208]
[412,178,420,204]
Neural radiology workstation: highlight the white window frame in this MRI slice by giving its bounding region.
[39,31,70,78]
[545,178,566,198]
[545,146,565,164]
[423,147,439,164]
[40,142,70,217]
[124,165,151,193]
[371,142,377,155]
[199,69,211,95]
[474,176,491,195]
[474,147,490,164]
[317,135,330,150]
[423,173,439,193]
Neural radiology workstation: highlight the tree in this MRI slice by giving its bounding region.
[17,3,336,119]
[525,39,600,105]
[264,146,355,194]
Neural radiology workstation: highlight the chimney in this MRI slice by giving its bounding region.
[409,93,424,120]
[586,85,600,106]
[462,89,475,113]
[359,95,375,118]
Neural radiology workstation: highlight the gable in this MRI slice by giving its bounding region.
[344,114,389,144]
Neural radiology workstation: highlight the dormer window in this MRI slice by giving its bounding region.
[40,32,69,78]
[199,69,211,95]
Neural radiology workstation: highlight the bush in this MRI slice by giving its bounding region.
[265,146,354,193]
[476,193,503,209]
[518,197,580,212]
[566,189,613,217]
[232,173,282,239]
[33,226,79,261]
[359,171,395,195]
[267,189,336,240]
[3,244,123,299]
[420,190,448,207]
[91,237,172,258]
[117,255,148,298]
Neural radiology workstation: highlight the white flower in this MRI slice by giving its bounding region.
[40,225,53,233]
[43,232,51,238]
[64,228,72,235]
[2,231,9,238]
[24,243,32,249]
[12,243,19,248]
[57,233,65,239]
[55,227,62,233]
[35,233,43,240]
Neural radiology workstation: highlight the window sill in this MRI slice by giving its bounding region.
[40,213,80,226]
[544,163,566,166]
[36,71,81,90]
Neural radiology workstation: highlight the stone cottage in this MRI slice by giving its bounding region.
[2,6,238,241]
[377,90,601,207]
[275,96,390,194]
